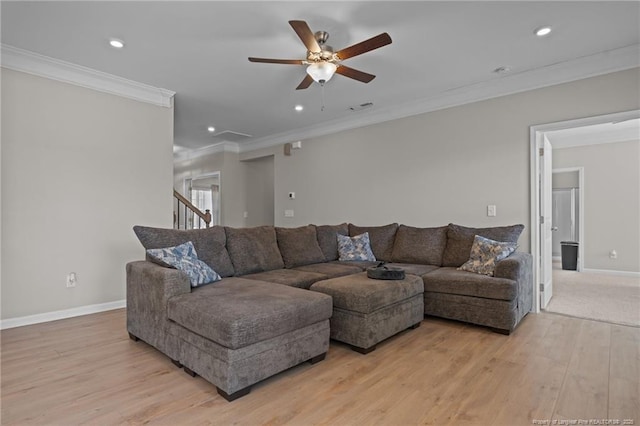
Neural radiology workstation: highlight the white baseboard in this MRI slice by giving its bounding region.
[0,299,126,330]
[582,268,640,278]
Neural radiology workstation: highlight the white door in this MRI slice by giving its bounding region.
[540,137,553,308]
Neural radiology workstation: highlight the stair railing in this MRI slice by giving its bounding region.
[173,190,212,229]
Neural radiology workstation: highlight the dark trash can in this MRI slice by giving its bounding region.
[561,241,579,271]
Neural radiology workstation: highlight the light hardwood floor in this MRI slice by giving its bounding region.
[1,309,638,425]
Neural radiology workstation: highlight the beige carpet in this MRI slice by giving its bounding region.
[545,266,640,327]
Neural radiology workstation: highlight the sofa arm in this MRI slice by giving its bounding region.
[126,260,190,353]
[494,252,534,318]
[494,252,532,282]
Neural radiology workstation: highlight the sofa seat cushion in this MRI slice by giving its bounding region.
[242,269,327,289]
[167,278,332,350]
[442,223,524,267]
[348,223,398,261]
[133,225,235,277]
[310,272,423,314]
[293,262,362,278]
[225,226,284,275]
[383,263,440,277]
[422,267,517,301]
[316,223,349,262]
[330,260,379,270]
[276,225,325,268]
[390,225,448,266]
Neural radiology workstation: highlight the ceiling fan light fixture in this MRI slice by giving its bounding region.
[306,62,337,84]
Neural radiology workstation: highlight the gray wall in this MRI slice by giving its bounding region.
[241,68,639,250]
[553,171,579,189]
[244,156,275,227]
[1,69,174,320]
[553,140,640,272]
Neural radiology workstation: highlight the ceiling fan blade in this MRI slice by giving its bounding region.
[289,20,321,52]
[336,65,376,83]
[335,33,392,60]
[296,74,314,90]
[248,57,304,65]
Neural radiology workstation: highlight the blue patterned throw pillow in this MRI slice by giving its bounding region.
[337,232,377,261]
[457,235,517,276]
[146,241,221,287]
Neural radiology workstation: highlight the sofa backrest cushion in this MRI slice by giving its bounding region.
[315,223,349,261]
[225,226,285,275]
[133,225,235,277]
[276,225,326,268]
[348,223,398,261]
[442,223,525,267]
[390,225,448,266]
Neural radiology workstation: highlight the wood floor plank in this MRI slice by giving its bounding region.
[552,320,612,421]
[1,309,637,425]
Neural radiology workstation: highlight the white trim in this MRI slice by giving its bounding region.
[1,44,175,107]
[582,268,640,278]
[0,300,126,330]
[530,109,640,314]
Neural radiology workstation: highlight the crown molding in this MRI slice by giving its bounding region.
[231,43,639,154]
[173,141,240,162]
[1,44,175,107]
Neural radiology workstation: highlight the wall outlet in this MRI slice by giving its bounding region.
[609,250,617,259]
[288,192,295,199]
[243,211,248,218]
[284,209,294,217]
[66,272,77,288]
[487,205,497,217]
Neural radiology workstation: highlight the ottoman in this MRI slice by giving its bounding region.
[166,278,333,401]
[310,272,424,353]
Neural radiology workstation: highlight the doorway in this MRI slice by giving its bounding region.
[529,109,640,313]
[184,172,221,229]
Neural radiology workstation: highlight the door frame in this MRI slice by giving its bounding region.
[529,109,639,313]
[552,167,585,272]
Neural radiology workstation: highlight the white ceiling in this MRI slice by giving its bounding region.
[2,1,639,155]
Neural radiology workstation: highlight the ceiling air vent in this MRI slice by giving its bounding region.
[210,130,252,143]
[348,102,374,112]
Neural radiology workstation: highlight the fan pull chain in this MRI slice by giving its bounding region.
[321,83,326,112]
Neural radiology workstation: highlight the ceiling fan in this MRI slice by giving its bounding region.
[249,20,392,90]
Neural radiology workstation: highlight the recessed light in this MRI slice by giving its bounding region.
[535,26,552,37]
[109,38,125,49]
[207,126,215,133]
[294,105,304,112]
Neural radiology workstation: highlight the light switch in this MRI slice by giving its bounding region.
[284,209,294,217]
[288,192,295,199]
[487,205,497,217]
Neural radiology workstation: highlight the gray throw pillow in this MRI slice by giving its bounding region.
[225,226,285,276]
[276,225,325,268]
[457,235,517,276]
[442,223,524,267]
[133,225,235,277]
[337,232,376,261]
[348,223,398,261]
[390,225,448,266]
[146,241,221,287]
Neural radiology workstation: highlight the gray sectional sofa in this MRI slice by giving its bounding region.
[127,222,532,401]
